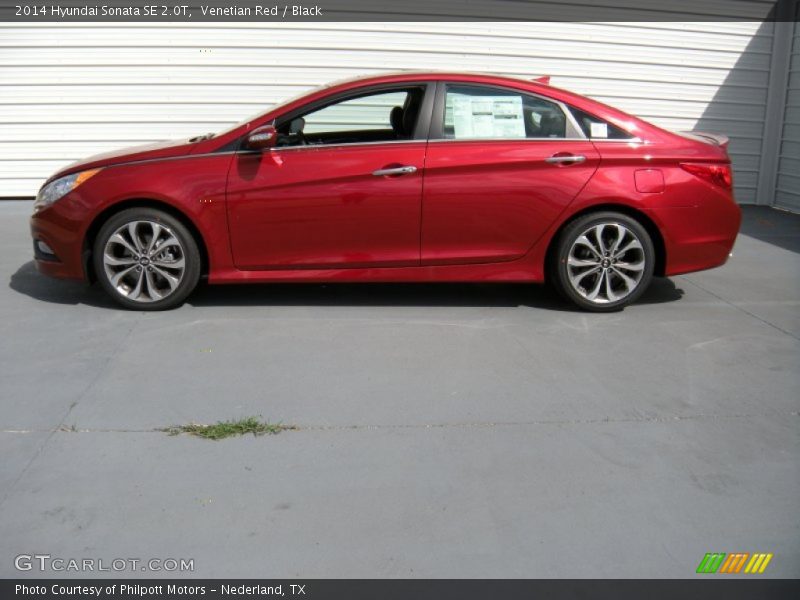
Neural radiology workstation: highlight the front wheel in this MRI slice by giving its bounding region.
[550,211,655,312]
[93,207,201,310]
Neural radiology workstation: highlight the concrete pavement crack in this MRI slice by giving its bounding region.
[0,315,143,509]
[679,275,800,342]
[2,410,797,435]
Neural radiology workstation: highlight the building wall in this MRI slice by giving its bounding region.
[0,19,777,204]
[775,19,800,211]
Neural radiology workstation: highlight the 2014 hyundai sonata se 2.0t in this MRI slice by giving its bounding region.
[31,71,741,311]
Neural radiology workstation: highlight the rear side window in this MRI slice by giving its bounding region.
[444,85,569,140]
[567,106,633,140]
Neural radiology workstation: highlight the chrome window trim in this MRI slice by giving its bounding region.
[252,139,428,153]
[235,136,648,153]
[590,137,645,143]
[425,137,644,144]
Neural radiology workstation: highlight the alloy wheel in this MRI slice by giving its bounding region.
[102,220,186,303]
[566,222,646,304]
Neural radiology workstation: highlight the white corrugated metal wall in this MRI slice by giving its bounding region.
[775,19,800,210]
[0,19,780,205]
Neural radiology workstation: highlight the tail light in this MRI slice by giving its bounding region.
[680,162,733,190]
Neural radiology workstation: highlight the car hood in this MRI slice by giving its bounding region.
[50,138,196,182]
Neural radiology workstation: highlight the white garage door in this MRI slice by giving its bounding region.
[0,19,773,204]
[775,20,800,211]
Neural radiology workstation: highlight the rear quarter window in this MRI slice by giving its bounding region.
[567,106,633,140]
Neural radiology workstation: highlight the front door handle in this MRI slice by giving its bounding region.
[545,154,586,165]
[372,165,417,177]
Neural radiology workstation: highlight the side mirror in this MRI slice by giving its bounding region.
[245,125,278,150]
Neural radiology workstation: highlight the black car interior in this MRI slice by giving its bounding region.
[524,107,566,138]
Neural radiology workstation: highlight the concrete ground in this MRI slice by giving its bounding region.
[0,201,798,578]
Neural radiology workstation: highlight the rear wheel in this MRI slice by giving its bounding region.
[93,207,201,310]
[551,211,654,312]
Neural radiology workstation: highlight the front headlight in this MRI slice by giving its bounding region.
[34,168,102,211]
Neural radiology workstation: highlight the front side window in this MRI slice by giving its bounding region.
[444,85,569,140]
[277,87,425,147]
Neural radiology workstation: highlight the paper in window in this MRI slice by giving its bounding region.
[452,95,525,139]
[590,122,609,138]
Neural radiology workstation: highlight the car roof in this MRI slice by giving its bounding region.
[324,70,546,90]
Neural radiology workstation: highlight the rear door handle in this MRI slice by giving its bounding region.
[372,165,417,177]
[545,155,586,165]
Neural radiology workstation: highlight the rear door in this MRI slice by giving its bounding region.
[421,83,600,265]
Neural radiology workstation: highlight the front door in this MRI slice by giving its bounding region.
[226,86,430,270]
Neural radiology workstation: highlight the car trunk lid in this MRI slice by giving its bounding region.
[678,131,730,152]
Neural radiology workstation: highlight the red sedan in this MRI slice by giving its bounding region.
[30,71,741,311]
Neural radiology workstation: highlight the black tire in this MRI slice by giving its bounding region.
[92,207,201,310]
[550,211,655,312]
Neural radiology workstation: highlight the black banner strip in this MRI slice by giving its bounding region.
[0,0,797,23]
[3,579,800,600]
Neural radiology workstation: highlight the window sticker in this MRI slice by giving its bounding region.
[590,122,609,138]
[451,95,525,139]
